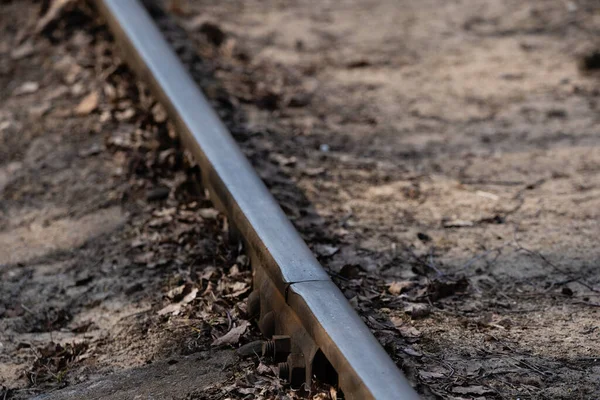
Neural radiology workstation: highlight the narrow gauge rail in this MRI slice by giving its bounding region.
[95,1,420,398]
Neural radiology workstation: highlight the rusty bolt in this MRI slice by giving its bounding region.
[262,335,291,362]
[278,361,289,381]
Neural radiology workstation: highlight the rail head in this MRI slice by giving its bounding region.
[94,1,420,398]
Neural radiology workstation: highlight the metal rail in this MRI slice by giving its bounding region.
[94,1,419,398]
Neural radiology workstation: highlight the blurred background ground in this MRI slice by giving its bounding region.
[1,0,600,399]
[166,0,600,398]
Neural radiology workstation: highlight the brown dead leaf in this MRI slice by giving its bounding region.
[165,283,192,301]
[198,208,219,220]
[115,108,136,121]
[45,85,69,101]
[451,385,494,395]
[391,316,422,338]
[419,371,445,380]
[134,251,154,265]
[442,218,475,228]
[224,281,250,298]
[75,92,99,115]
[402,346,423,357]
[202,281,215,296]
[148,215,173,227]
[29,103,51,118]
[211,320,250,346]
[427,277,469,301]
[14,81,39,96]
[388,280,414,295]
[256,362,275,375]
[182,15,210,31]
[228,264,240,276]
[330,387,338,400]
[418,366,448,380]
[11,41,35,60]
[199,266,217,282]
[158,287,198,316]
[151,103,168,123]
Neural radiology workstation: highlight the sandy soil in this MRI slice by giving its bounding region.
[1,2,298,399]
[165,0,600,398]
[2,0,600,399]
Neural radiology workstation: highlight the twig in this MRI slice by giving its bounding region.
[574,301,600,308]
[20,303,35,315]
[405,246,444,277]
[427,247,445,277]
[513,227,600,293]
[459,241,510,273]
[226,310,232,331]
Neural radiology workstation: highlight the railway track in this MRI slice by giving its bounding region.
[94,0,419,399]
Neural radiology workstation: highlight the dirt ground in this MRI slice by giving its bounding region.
[1,0,600,399]
[169,0,600,398]
[0,1,301,399]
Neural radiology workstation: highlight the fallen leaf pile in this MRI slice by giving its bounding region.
[27,342,88,387]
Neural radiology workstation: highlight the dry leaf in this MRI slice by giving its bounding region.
[199,267,217,281]
[134,251,154,264]
[14,81,39,96]
[182,15,210,31]
[29,103,51,118]
[115,108,136,121]
[418,369,446,380]
[75,92,99,115]
[391,316,422,338]
[388,280,414,295]
[202,281,214,296]
[398,325,421,338]
[151,103,167,123]
[402,346,423,357]
[451,385,494,395]
[314,244,339,258]
[256,362,274,375]
[211,320,250,346]
[330,387,338,400]
[45,85,69,101]
[231,281,248,292]
[442,219,474,228]
[11,41,35,60]
[427,277,469,301]
[165,283,190,300]
[198,208,219,220]
[157,287,198,316]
